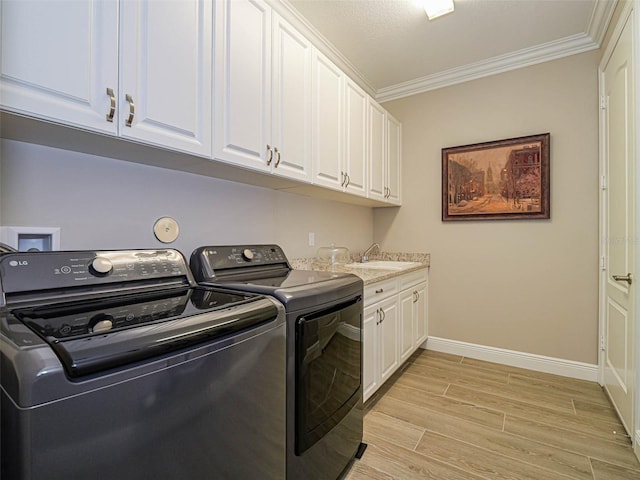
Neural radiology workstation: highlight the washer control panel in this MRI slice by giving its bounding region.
[0,249,190,295]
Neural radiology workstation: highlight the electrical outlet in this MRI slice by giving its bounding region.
[308,232,315,246]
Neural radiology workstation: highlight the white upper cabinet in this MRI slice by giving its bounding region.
[119,0,213,156]
[1,0,399,206]
[214,0,312,181]
[368,99,387,201]
[313,63,368,197]
[311,51,343,189]
[368,99,402,205]
[342,78,368,196]
[0,0,212,156]
[0,0,118,134]
[271,13,312,182]
[214,0,271,171]
[386,113,402,205]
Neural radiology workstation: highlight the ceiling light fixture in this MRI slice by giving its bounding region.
[424,0,455,20]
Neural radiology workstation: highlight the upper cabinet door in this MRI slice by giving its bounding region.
[120,0,213,157]
[271,14,312,182]
[312,51,343,190]
[0,0,118,134]
[214,0,271,171]
[387,113,402,205]
[368,99,386,202]
[344,78,368,196]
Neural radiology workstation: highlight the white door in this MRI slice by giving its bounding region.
[120,0,213,156]
[0,0,117,134]
[312,52,343,190]
[344,78,368,197]
[214,0,271,170]
[271,14,312,182]
[601,13,636,436]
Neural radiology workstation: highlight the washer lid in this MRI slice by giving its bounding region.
[7,287,278,377]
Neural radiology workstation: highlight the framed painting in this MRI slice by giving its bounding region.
[442,133,550,221]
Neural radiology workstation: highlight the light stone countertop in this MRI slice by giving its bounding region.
[289,252,430,286]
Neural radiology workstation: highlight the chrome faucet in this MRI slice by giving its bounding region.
[361,243,380,263]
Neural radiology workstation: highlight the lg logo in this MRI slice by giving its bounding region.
[8,260,28,267]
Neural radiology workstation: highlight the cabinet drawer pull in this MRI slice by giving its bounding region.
[375,288,384,294]
[106,87,115,122]
[125,94,135,127]
[266,145,273,166]
[274,147,281,167]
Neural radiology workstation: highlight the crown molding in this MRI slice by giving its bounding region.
[375,33,600,103]
[587,0,618,46]
[275,0,618,104]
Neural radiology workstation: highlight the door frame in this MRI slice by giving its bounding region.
[598,0,640,458]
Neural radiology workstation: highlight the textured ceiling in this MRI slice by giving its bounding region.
[286,0,616,100]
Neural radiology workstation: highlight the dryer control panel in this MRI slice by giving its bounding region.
[190,245,290,281]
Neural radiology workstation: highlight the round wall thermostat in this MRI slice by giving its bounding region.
[153,217,180,243]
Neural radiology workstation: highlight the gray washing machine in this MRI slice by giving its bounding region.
[0,249,286,480]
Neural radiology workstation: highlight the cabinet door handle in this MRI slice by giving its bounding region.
[345,174,350,188]
[106,87,116,122]
[266,145,273,166]
[375,308,380,325]
[274,147,281,167]
[380,308,386,323]
[341,171,346,187]
[125,94,135,127]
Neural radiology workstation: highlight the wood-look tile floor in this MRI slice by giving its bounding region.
[345,350,640,480]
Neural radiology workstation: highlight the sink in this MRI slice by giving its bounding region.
[343,261,422,270]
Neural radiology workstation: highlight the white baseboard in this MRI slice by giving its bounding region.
[425,336,599,382]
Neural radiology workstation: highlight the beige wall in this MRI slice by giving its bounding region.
[376,51,601,364]
[0,139,373,259]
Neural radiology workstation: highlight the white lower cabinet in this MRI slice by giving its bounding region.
[363,268,428,402]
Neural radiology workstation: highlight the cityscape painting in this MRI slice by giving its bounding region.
[442,133,550,221]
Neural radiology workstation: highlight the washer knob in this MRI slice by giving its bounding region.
[92,257,113,275]
[89,314,114,333]
[242,249,254,261]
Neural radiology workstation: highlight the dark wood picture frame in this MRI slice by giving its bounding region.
[442,133,550,221]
